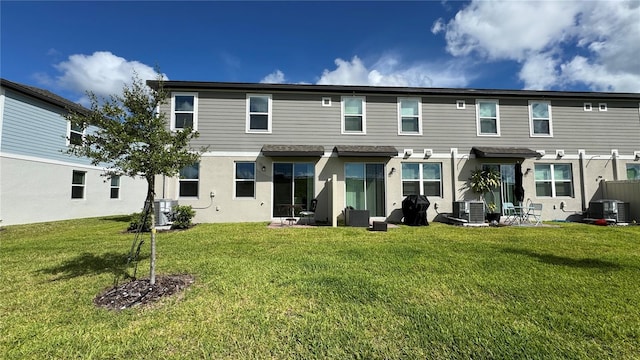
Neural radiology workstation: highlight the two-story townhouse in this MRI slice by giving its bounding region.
[148,80,640,225]
[0,79,147,226]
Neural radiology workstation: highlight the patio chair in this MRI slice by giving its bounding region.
[299,199,317,225]
[526,203,543,225]
[503,202,519,224]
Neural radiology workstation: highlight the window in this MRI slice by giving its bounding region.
[584,103,592,111]
[71,170,86,199]
[535,164,573,197]
[67,122,84,146]
[398,97,421,135]
[246,94,272,133]
[171,93,198,131]
[345,163,385,216]
[342,97,366,134]
[179,163,199,197]
[401,163,442,197]
[235,162,256,198]
[456,100,466,109]
[627,164,640,180]
[272,163,314,216]
[476,100,499,136]
[599,103,607,111]
[110,176,120,199]
[529,101,553,136]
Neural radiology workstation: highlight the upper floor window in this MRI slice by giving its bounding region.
[179,163,199,197]
[401,163,442,197]
[342,97,366,134]
[71,170,86,199]
[246,94,272,133]
[535,164,573,197]
[235,162,256,198]
[67,122,84,146]
[627,164,640,180]
[171,93,198,131]
[529,101,553,137]
[476,100,500,136]
[110,176,120,199]
[398,98,422,135]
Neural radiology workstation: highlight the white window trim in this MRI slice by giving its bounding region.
[397,97,422,136]
[234,162,256,199]
[110,175,120,199]
[599,103,608,111]
[401,163,443,198]
[178,163,199,199]
[170,92,198,131]
[583,103,592,111]
[475,99,500,137]
[341,96,367,135]
[71,170,86,200]
[456,100,466,109]
[246,94,272,134]
[529,100,553,137]
[535,164,574,198]
[66,121,85,146]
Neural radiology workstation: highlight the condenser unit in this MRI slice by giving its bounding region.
[589,200,630,223]
[154,199,177,226]
[452,201,485,224]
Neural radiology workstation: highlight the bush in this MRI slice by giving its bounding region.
[171,205,195,229]
[128,211,151,232]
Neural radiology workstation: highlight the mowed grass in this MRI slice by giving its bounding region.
[1,218,639,359]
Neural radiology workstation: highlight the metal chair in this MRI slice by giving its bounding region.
[299,199,317,225]
[503,202,518,224]
[526,203,543,225]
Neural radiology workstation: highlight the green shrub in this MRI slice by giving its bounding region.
[128,211,151,232]
[171,205,195,229]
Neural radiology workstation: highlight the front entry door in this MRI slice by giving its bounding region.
[482,164,516,213]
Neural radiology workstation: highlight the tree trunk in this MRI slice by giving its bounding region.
[147,176,156,285]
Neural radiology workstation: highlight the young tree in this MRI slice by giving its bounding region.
[66,73,202,285]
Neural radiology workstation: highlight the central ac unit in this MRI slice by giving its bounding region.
[589,200,629,223]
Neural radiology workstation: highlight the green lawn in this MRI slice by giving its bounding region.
[1,218,639,359]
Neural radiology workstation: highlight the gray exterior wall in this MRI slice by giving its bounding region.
[155,82,640,224]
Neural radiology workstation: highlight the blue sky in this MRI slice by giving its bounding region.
[2,1,639,105]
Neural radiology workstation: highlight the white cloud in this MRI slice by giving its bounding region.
[260,70,286,84]
[316,55,471,88]
[435,0,640,92]
[46,51,165,103]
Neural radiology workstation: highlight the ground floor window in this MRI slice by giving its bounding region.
[71,170,86,199]
[345,163,385,217]
[273,163,314,217]
[179,163,199,197]
[401,163,442,197]
[235,162,256,198]
[535,164,573,197]
[110,175,120,199]
[627,164,640,180]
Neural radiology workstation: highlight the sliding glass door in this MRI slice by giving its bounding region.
[273,163,315,217]
[345,163,385,217]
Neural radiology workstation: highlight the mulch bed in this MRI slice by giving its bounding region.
[94,274,194,310]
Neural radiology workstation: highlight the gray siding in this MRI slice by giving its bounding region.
[168,89,640,156]
[2,89,92,165]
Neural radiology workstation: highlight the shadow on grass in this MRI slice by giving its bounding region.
[100,215,133,223]
[504,248,621,270]
[38,252,148,282]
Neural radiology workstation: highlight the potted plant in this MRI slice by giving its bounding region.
[468,168,501,222]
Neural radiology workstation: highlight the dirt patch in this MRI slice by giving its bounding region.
[94,274,194,310]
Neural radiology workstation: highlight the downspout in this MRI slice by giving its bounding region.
[611,150,619,181]
[578,150,587,212]
[450,148,458,201]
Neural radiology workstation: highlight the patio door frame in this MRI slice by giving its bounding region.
[482,163,516,214]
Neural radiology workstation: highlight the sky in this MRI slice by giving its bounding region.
[1,0,639,106]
